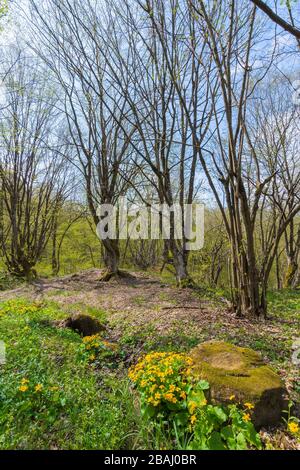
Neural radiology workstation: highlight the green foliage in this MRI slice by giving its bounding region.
[0,299,41,318]
[129,352,262,450]
[0,272,23,291]
[283,401,300,437]
[0,298,141,449]
[9,378,67,424]
[38,215,101,277]
[189,402,262,450]
[79,334,118,365]
[268,289,300,319]
[0,288,298,449]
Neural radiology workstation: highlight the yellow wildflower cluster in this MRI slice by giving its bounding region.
[82,334,117,361]
[188,398,207,415]
[82,334,101,348]
[128,352,193,408]
[18,378,59,394]
[18,377,29,392]
[0,300,40,318]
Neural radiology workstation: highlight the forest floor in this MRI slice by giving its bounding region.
[0,268,299,449]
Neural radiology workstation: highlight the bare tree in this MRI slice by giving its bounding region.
[250,0,300,41]
[101,0,215,286]
[28,0,138,280]
[0,49,70,279]
[249,78,300,292]
[139,0,299,316]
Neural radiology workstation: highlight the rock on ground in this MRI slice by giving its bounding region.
[190,341,287,429]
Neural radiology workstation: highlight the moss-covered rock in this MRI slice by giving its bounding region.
[190,341,287,429]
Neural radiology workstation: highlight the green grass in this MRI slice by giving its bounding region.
[0,299,141,450]
[268,289,300,320]
[0,271,24,291]
[0,288,299,450]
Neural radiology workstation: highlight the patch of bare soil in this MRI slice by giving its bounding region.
[1,269,297,350]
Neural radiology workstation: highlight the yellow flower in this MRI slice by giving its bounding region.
[19,385,28,392]
[188,401,197,414]
[147,397,160,407]
[164,392,177,404]
[200,398,207,406]
[89,354,96,361]
[190,414,197,425]
[180,391,186,399]
[229,395,235,401]
[242,413,251,422]
[35,383,43,392]
[21,378,29,385]
[288,422,299,434]
[244,402,254,410]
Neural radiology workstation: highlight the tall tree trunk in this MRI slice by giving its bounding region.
[275,249,282,290]
[172,249,192,287]
[284,223,300,288]
[162,240,193,287]
[51,217,59,276]
[100,239,120,281]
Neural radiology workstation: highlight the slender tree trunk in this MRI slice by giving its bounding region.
[275,249,282,290]
[292,270,300,288]
[284,223,300,288]
[284,257,298,288]
[230,240,262,318]
[51,218,58,276]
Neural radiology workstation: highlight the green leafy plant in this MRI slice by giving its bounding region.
[79,334,118,363]
[283,401,300,437]
[189,401,262,450]
[6,377,67,424]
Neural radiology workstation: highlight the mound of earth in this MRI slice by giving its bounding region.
[59,313,107,337]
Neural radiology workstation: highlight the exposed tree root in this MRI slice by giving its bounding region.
[98,269,136,282]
